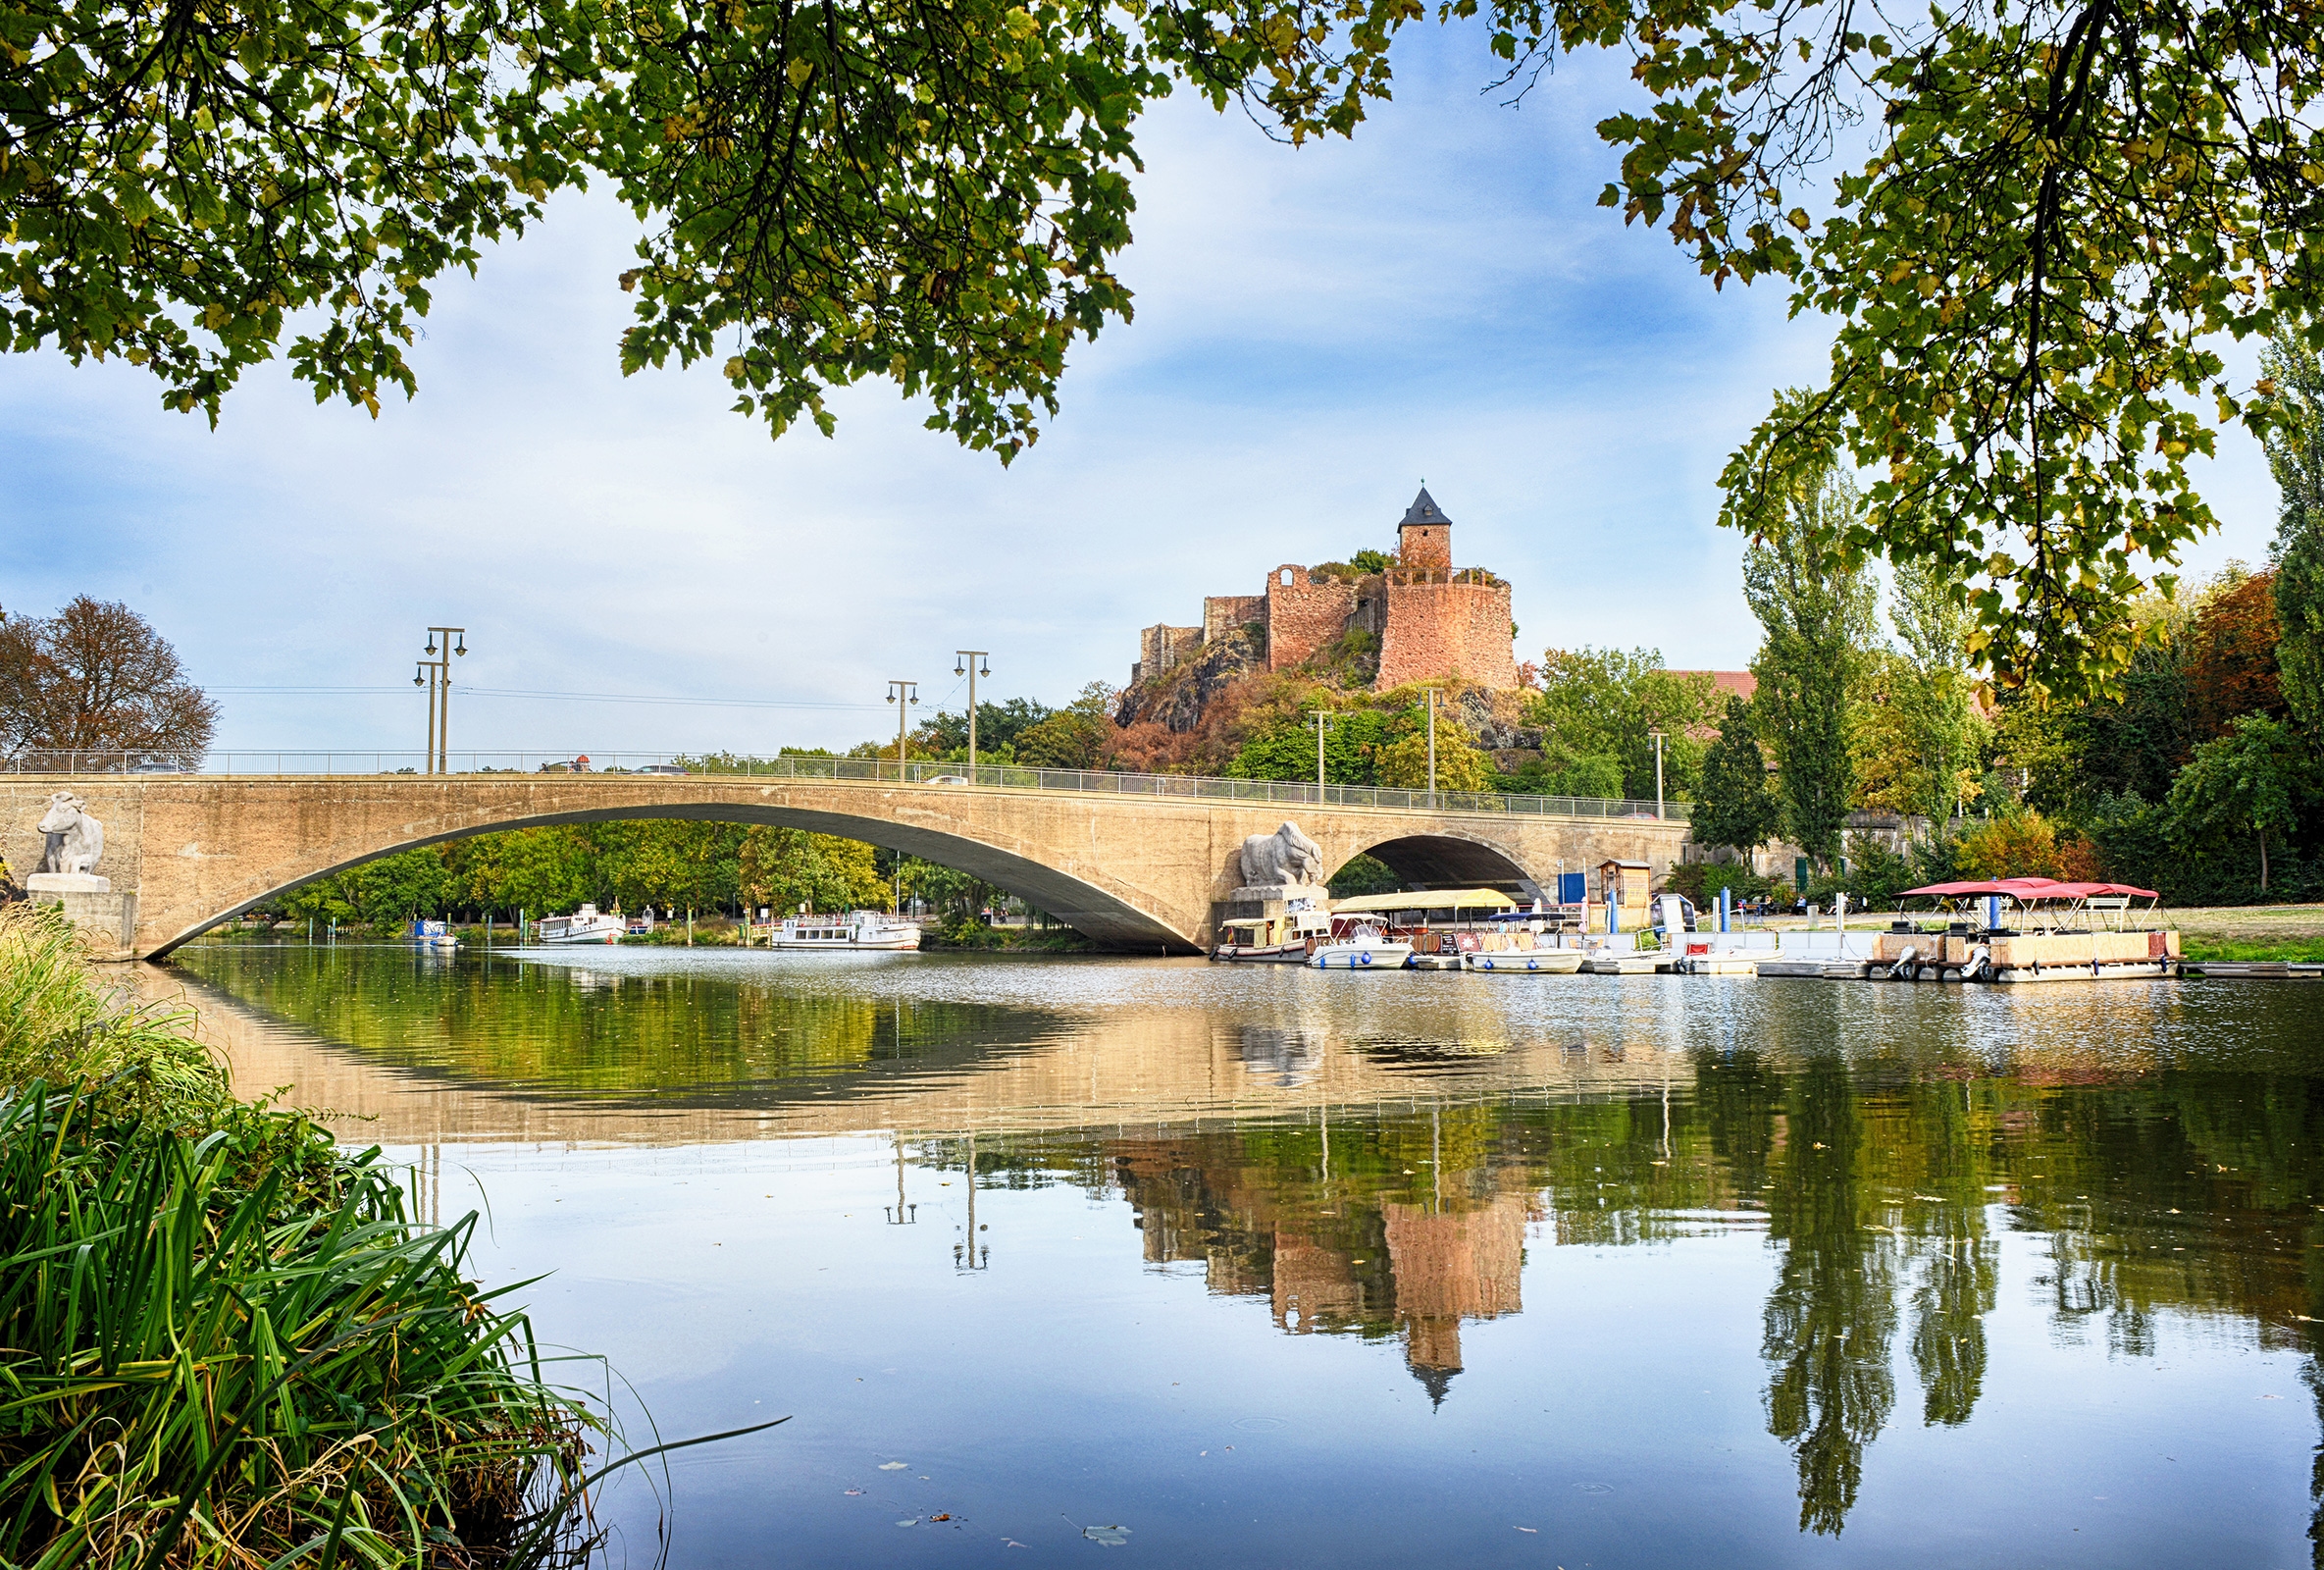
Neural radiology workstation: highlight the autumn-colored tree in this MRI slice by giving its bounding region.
[0,598,217,764]
[2181,570,2285,742]
[1953,812,2065,882]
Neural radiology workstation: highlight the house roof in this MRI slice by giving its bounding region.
[1400,486,1451,529]
[1672,670,1758,703]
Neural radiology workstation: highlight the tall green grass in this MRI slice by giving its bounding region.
[0,905,601,1568]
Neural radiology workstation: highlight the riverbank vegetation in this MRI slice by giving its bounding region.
[0,905,601,1569]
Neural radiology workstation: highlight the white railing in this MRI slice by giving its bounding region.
[2,749,1692,823]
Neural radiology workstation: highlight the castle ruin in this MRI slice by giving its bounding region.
[1131,488,1521,693]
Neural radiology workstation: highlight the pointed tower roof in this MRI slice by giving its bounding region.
[1400,487,1450,528]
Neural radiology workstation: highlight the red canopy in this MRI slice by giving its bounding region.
[1897,877,2157,901]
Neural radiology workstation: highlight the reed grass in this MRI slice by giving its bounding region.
[0,905,602,1569]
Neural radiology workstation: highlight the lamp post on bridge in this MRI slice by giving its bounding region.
[1309,710,1337,793]
[887,680,919,772]
[954,651,990,777]
[1649,728,1666,819]
[412,625,466,773]
[1425,687,1439,807]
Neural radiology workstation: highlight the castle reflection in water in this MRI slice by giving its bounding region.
[153,945,2324,1541]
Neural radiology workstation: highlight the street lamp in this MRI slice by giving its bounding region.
[1648,728,1666,819]
[417,626,466,773]
[1309,710,1337,792]
[1425,688,1439,806]
[886,680,920,770]
[955,651,990,778]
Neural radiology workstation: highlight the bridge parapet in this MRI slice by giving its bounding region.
[2,750,1689,825]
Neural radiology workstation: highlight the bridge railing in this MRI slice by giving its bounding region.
[2,749,1691,823]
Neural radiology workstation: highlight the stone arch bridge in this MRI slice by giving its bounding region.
[2,769,1690,960]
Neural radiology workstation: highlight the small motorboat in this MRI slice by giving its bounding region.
[1462,948,1582,974]
[1307,920,1415,970]
[769,911,923,951]
[537,904,626,945]
[405,917,459,951]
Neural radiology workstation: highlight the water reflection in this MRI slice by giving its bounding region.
[153,944,2324,1558]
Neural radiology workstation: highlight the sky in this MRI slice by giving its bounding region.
[0,27,2289,763]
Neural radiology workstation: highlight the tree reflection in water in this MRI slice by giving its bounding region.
[165,944,2324,1548]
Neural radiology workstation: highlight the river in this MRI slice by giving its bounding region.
[149,943,2324,1567]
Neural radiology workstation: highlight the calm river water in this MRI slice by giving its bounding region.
[159,944,2324,1567]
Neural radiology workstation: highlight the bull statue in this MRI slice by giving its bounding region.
[34,792,104,878]
[1238,821,1324,889]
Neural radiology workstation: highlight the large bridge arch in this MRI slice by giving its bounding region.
[2,774,1691,960]
[151,800,1195,958]
[1331,832,1543,901]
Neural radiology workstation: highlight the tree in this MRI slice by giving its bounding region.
[1694,696,1780,854]
[1225,708,1394,785]
[1744,458,1878,872]
[1372,713,1490,791]
[741,827,889,914]
[1887,559,1985,828]
[2168,714,2310,892]
[2265,332,2324,737]
[2181,568,2285,741]
[1014,710,1108,769]
[1953,811,2065,882]
[1528,648,1719,803]
[0,598,217,763]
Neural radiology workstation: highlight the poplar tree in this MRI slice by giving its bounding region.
[2261,334,2324,739]
[1742,444,1878,874]
[1693,695,1780,855]
[1888,560,1983,829]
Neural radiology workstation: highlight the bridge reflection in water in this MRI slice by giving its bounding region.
[141,947,2324,1553]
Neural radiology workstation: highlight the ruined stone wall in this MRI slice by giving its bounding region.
[1263,567,1357,671]
[1375,579,1520,690]
[1138,624,1205,680]
[1203,595,1265,643]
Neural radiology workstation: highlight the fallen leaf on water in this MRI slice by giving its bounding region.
[931,1513,954,1522]
[895,1519,918,1528]
[1516,1525,1538,1533]
[1083,1525,1131,1546]
[844,1489,864,1496]
[879,1461,909,1470]
[1004,1540,1029,1549]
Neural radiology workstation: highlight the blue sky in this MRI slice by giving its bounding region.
[0,27,2285,759]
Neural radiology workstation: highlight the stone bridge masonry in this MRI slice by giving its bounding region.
[2,774,1690,960]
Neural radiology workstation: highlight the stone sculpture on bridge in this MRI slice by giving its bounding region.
[1239,821,1325,889]
[31,792,106,890]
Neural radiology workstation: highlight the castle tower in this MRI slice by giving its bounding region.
[1398,487,1453,575]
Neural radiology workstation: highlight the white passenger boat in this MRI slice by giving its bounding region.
[536,904,626,945]
[1212,907,1333,962]
[771,911,922,952]
[1307,921,1415,970]
[1462,948,1583,974]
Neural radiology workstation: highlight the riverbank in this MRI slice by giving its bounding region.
[0,905,599,1570]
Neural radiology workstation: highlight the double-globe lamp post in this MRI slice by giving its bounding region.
[887,680,919,767]
[955,651,990,777]
[412,626,466,773]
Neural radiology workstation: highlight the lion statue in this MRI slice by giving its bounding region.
[1238,821,1324,888]
[35,792,104,877]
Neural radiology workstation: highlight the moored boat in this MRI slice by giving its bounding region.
[1462,948,1583,974]
[537,904,626,945]
[1213,907,1333,962]
[1307,920,1415,970]
[405,917,459,951]
[770,911,922,952]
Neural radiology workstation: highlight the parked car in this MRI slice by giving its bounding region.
[128,760,184,774]
[929,774,970,785]
[633,763,689,776]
